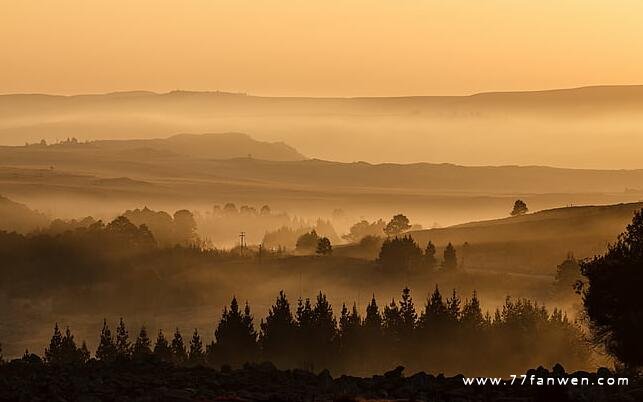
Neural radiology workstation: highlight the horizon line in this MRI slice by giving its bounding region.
[2,83,643,99]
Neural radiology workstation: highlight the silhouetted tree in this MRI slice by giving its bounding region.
[384,214,411,237]
[96,320,116,362]
[442,242,457,270]
[296,230,320,252]
[555,253,581,291]
[260,205,272,215]
[260,291,296,367]
[153,330,172,362]
[115,318,131,359]
[579,209,643,370]
[511,199,529,216]
[424,241,437,269]
[343,219,386,242]
[419,286,449,332]
[210,297,258,367]
[173,209,198,246]
[383,298,402,342]
[171,328,187,364]
[364,295,382,331]
[44,323,63,364]
[399,287,417,336]
[132,326,152,360]
[461,291,485,330]
[316,237,332,255]
[378,235,423,272]
[188,329,204,364]
[310,292,338,370]
[446,289,461,323]
[295,297,314,369]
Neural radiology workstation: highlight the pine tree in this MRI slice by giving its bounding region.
[294,297,314,369]
[363,294,382,331]
[188,329,204,364]
[461,290,485,330]
[424,241,437,269]
[442,243,457,270]
[153,330,172,362]
[419,286,449,331]
[311,292,338,369]
[60,326,80,364]
[171,328,187,364]
[44,323,64,364]
[383,298,402,340]
[399,287,417,335]
[211,297,258,367]
[115,318,131,359]
[133,326,152,360]
[446,289,461,323]
[96,319,117,362]
[260,291,296,366]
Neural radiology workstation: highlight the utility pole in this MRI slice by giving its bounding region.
[239,231,246,254]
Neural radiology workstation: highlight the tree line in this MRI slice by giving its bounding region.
[8,287,588,376]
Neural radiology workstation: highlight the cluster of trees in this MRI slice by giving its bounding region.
[122,207,199,247]
[213,203,273,216]
[343,214,420,243]
[263,219,340,251]
[0,215,226,302]
[8,287,588,376]
[378,236,458,272]
[295,230,332,255]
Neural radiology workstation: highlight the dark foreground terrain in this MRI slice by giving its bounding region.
[0,360,639,402]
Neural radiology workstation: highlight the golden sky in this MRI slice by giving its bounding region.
[2,0,643,96]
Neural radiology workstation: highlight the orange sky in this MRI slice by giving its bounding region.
[2,0,643,96]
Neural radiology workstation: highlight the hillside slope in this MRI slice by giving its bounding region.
[406,202,643,274]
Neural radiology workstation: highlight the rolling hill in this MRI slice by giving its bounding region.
[404,202,643,274]
[3,86,643,168]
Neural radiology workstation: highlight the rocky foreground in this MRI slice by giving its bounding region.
[0,359,640,402]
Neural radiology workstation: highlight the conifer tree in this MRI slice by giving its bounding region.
[424,241,437,269]
[115,318,131,359]
[171,328,187,364]
[461,290,485,330]
[188,329,204,364]
[153,330,172,362]
[44,323,64,364]
[383,298,402,340]
[311,292,338,369]
[60,326,80,364]
[261,291,296,366]
[212,297,258,367]
[446,289,461,323]
[442,243,457,270]
[133,326,152,359]
[399,287,417,335]
[363,295,382,331]
[96,319,117,362]
[419,286,449,331]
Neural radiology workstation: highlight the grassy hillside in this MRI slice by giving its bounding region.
[405,202,643,274]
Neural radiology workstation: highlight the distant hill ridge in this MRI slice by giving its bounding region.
[0,132,306,162]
